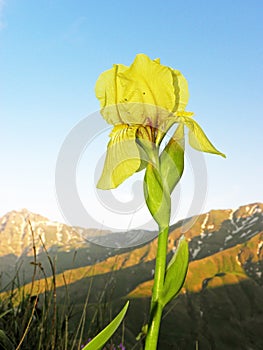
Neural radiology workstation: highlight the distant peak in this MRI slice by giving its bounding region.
[234,202,263,218]
[0,208,49,223]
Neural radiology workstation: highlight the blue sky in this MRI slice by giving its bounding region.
[0,0,263,230]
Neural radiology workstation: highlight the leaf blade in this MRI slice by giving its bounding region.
[160,236,189,306]
[160,124,185,194]
[144,163,171,229]
[82,301,129,350]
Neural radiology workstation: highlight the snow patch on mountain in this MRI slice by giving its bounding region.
[257,241,263,257]
[228,210,234,221]
[200,213,209,238]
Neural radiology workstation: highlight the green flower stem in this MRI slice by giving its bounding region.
[145,225,169,349]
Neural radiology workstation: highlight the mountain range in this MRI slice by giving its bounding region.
[0,202,263,349]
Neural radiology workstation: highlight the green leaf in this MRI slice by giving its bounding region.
[179,115,226,157]
[160,236,189,306]
[0,330,14,350]
[160,124,185,194]
[82,301,129,350]
[144,163,171,229]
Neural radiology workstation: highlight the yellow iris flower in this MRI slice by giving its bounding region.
[95,53,225,189]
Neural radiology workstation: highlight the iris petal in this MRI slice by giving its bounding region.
[178,114,226,158]
[117,54,175,125]
[95,63,128,124]
[170,69,189,112]
[97,124,141,189]
[95,54,190,128]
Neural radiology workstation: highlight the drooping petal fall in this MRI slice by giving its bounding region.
[97,124,142,189]
[178,113,226,158]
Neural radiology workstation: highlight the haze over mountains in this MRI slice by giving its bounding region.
[0,202,263,349]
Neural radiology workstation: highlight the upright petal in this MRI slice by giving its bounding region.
[117,54,175,125]
[95,64,128,124]
[170,69,189,112]
[97,124,141,189]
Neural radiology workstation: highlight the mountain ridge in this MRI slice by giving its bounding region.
[1,202,262,257]
[1,202,262,295]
